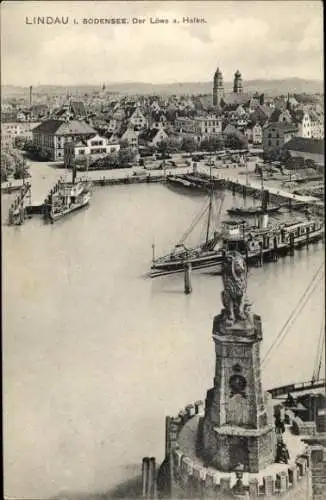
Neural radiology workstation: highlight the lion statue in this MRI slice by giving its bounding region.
[221,251,248,324]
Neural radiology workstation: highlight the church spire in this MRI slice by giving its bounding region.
[213,66,224,108]
[233,70,243,94]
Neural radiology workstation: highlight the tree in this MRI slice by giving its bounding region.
[200,135,225,152]
[166,136,181,153]
[118,147,136,166]
[1,151,15,180]
[181,136,198,153]
[156,140,168,155]
[14,136,27,149]
[225,132,248,150]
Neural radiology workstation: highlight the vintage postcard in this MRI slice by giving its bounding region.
[1,1,324,499]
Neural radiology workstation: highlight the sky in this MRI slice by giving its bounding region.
[1,0,323,86]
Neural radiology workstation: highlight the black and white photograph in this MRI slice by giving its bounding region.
[1,1,325,499]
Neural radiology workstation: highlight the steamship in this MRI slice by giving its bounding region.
[150,194,324,277]
[44,156,91,223]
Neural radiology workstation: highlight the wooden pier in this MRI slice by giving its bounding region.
[8,182,32,226]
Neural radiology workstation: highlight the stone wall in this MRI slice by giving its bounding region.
[311,445,326,500]
[165,400,310,498]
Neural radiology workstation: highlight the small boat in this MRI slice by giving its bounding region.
[227,205,281,216]
[150,188,226,275]
[1,183,22,194]
[228,169,281,217]
[166,174,210,192]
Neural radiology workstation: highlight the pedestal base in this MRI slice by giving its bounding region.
[201,418,276,473]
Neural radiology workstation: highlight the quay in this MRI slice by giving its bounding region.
[194,167,324,218]
[10,164,324,225]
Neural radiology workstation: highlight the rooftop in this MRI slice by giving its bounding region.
[33,119,97,136]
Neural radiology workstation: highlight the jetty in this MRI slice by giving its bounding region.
[8,182,32,225]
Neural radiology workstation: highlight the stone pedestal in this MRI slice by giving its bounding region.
[200,312,276,473]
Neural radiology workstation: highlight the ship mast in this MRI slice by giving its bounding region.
[260,168,264,209]
[72,138,76,185]
[205,182,213,245]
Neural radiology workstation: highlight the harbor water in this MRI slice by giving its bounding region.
[3,164,324,499]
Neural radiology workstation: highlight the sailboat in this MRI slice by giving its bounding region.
[150,188,226,276]
[44,147,91,223]
[227,169,281,216]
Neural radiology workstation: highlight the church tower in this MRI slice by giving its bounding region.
[213,67,224,107]
[233,70,243,94]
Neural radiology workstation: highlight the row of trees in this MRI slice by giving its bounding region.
[1,148,29,182]
[77,145,137,170]
[154,133,247,155]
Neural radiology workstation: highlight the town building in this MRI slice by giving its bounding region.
[52,99,88,121]
[128,107,148,130]
[120,126,139,149]
[1,121,41,147]
[309,111,324,140]
[252,123,263,145]
[138,127,168,148]
[32,119,97,161]
[63,134,120,167]
[69,134,120,157]
[269,108,293,124]
[262,122,298,156]
[175,115,222,139]
[292,111,312,138]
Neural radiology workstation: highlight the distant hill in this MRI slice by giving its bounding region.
[1,78,323,98]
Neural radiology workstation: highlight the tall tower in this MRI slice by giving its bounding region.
[213,67,224,107]
[201,252,275,473]
[233,70,243,94]
[29,86,33,106]
[156,250,312,498]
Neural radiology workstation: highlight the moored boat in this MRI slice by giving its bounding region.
[48,181,91,222]
[1,183,22,194]
[227,204,281,216]
[44,151,91,223]
[150,205,324,277]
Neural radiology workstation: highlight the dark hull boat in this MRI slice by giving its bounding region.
[2,184,22,194]
[227,204,281,216]
[150,189,226,276]
[228,169,281,217]
[44,154,91,223]
[150,210,324,277]
[166,174,210,192]
[49,183,91,222]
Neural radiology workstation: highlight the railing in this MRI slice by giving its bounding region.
[268,378,326,398]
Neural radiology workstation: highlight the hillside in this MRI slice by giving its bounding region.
[1,78,323,98]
